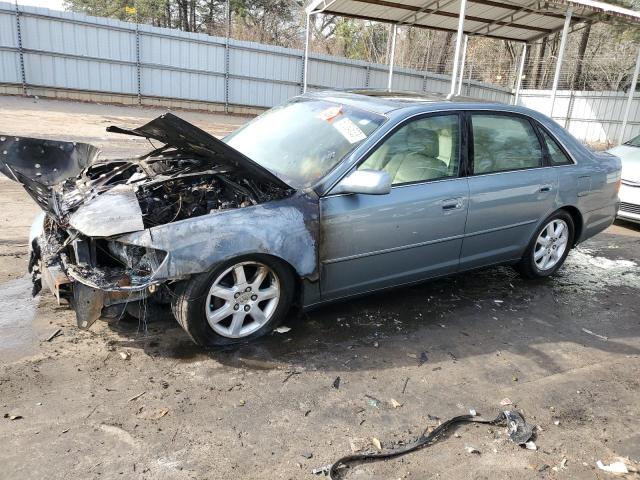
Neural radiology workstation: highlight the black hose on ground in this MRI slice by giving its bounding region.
[320,410,534,479]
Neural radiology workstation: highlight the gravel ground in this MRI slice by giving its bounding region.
[1,96,639,480]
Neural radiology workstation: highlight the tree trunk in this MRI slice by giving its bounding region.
[190,0,196,32]
[179,1,189,31]
[572,23,591,90]
[436,32,454,74]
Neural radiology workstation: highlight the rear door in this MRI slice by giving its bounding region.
[460,112,558,270]
[320,113,469,300]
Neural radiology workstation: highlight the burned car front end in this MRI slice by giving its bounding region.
[2,113,308,329]
[28,210,170,328]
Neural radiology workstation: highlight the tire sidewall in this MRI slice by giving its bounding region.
[527,211,574,277]
[178,254,295,347]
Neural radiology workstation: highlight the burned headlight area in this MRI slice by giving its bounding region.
[31,217,169,327]
[64,237,168,291]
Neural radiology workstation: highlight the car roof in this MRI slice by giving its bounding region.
[303,89,496,115]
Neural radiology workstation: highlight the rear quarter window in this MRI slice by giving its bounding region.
[539,128,573,166]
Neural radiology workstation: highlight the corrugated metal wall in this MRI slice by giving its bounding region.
[0,1,638,145]
[517,90,640,145]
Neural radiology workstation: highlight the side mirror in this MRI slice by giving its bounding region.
[331,169,392,196]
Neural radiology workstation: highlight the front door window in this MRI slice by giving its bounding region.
[358,114,460,184]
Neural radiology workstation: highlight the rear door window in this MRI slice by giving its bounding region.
[471,114,544,174]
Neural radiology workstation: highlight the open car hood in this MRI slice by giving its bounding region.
[0,113,291,191]
[106,113,291,189]
[0,136,100,187]
[0,114,294,237]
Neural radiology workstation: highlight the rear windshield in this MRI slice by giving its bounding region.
[224,98,386,188]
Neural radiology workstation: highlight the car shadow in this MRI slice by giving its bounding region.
[106,240,640,376]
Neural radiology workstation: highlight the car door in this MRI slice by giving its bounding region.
[459,112,558,270]
[319,113,469,300]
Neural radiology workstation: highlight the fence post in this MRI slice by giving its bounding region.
[224,0,230,114]
[619,46,640,144]
[135,20,141,105]
[550,8,572,118]
[14,0,27,96]
[564,90,574,129]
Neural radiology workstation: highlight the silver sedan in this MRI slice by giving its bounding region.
[0,90,622,346]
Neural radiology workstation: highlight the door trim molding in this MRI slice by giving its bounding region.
[322,232,466,264]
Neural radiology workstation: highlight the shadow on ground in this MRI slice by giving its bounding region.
[105,232,640,376]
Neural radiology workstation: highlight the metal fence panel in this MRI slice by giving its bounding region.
[141,66,223,102]
[0,7,16,48]
[20,13,136,62]
[518,90,640,144]
[308,56,368,89]
[229,77,299,108]
[141,32,223,73]
[23,51,137,93]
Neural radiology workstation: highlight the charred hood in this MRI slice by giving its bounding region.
[0,114,294,236]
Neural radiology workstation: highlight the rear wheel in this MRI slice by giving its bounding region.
[171,255,295,347]
[516,211,574,279]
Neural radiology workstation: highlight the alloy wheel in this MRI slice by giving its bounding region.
[534,219,569,271]
[205,261,280,338]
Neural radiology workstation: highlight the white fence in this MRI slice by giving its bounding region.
[517,90,640,145]
[0,1,638,145]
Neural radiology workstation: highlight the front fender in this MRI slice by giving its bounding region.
[116,194,319,281]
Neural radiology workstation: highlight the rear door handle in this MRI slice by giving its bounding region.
[539,185,553,192]
[441,197,464,211]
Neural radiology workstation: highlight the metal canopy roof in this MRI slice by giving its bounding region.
[306,0,640,43]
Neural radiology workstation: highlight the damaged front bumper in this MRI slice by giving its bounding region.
[31,213,170,328]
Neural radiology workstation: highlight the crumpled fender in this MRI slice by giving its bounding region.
[116,193,319,281]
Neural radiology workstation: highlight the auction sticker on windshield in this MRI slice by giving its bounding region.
[333,117,367,144]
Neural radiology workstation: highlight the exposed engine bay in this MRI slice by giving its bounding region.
[0,113,294,328]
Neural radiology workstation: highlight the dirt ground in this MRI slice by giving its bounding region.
[1,96,639,480]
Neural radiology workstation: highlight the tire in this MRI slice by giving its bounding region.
[171,255,295,347]
[516,210,574,279]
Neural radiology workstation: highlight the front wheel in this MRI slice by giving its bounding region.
[516,211,574,279]
[171,255,295,347]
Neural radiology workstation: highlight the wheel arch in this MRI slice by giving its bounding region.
[557,205,583,246]
[240,252,305,309]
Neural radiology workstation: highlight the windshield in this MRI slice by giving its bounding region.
[224,98,385,187]
[625,135,640,147]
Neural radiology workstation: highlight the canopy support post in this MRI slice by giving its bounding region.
[456,35,468,96]
[302,13,311,93]
[388,24,397,91]
[514,43,527,105]
[549,8,572,118]
[447,0,467,99]
[619,45,640,144]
